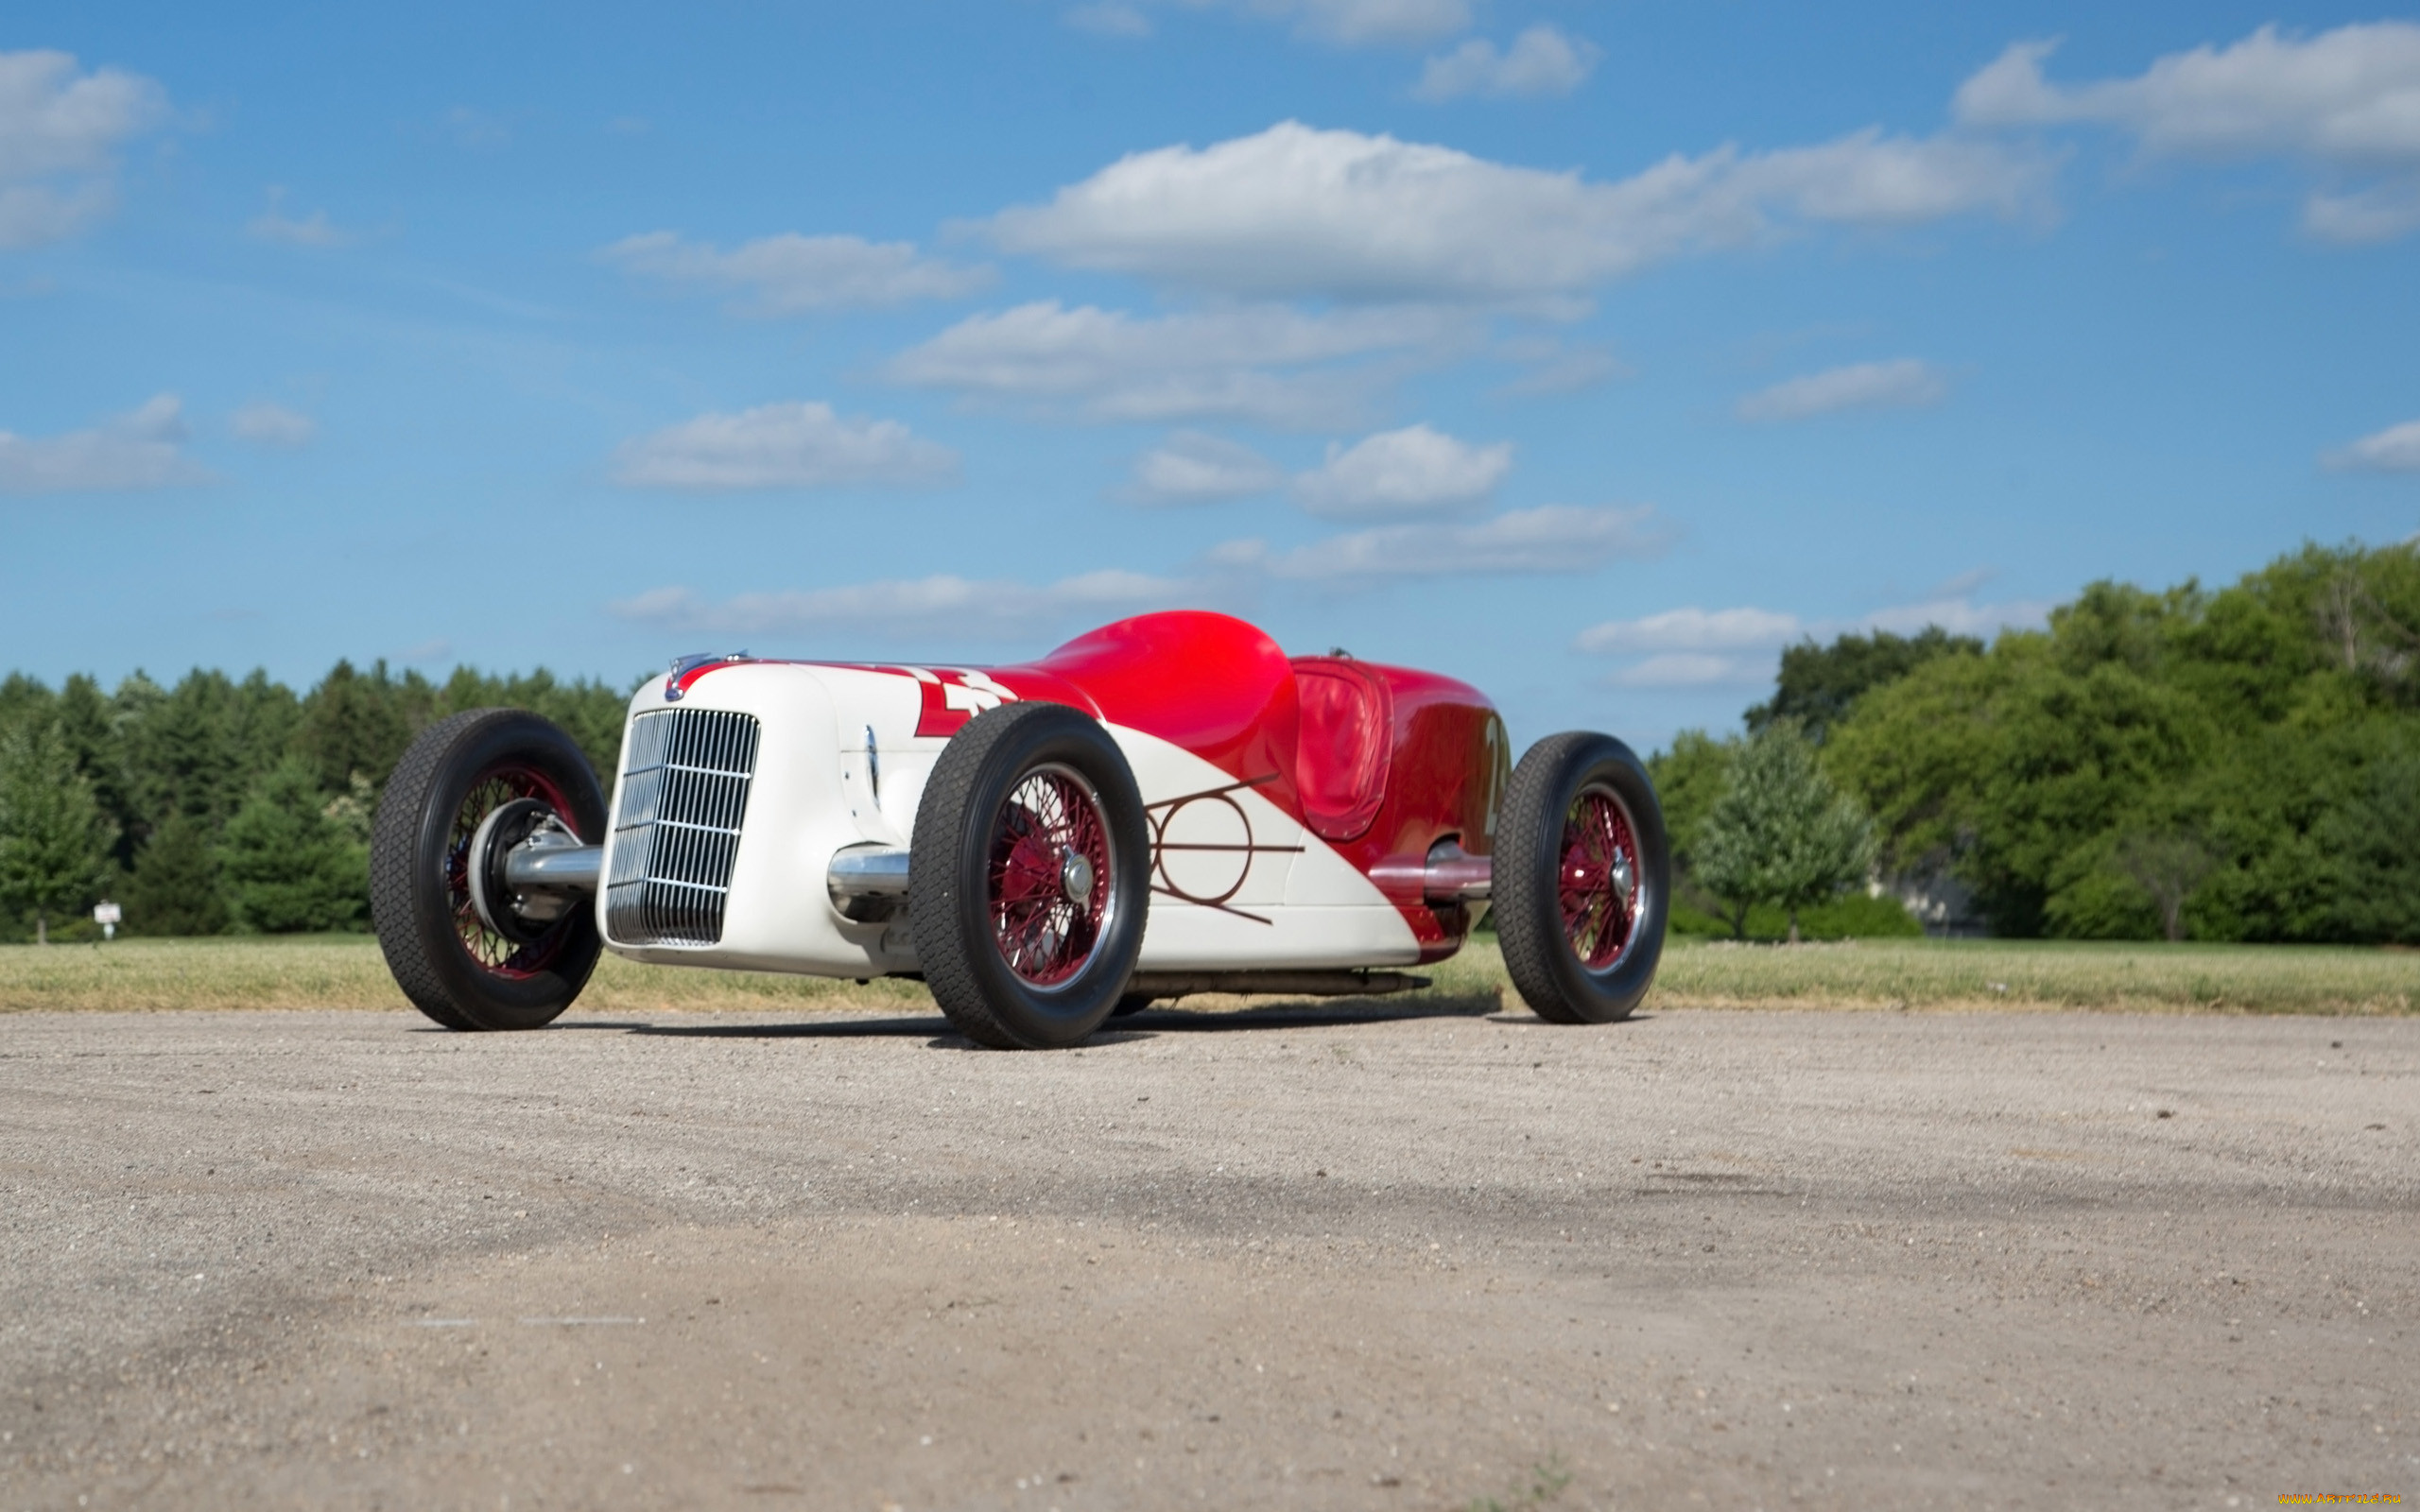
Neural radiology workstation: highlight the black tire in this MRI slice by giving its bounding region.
[1110,993,1154,1019]
[1494,731,1669,1025]
[909,702,1149,1050]
[371,709,609,1031]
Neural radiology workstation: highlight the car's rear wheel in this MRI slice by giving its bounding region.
[371,710,609,1031]
[910,702,1149,1049]
[1494,731,1669,1024]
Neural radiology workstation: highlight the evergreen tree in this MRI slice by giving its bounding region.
[294,660,412,798]
[218,759,368,933]
[1695,719,1876,943]
[0,671,54,734]
[0,721,118,944]
[125,810,229,936]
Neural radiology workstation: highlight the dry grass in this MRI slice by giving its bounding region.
[0,933,2411,1018]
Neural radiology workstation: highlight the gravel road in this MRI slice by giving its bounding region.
[2,998,2413,1511]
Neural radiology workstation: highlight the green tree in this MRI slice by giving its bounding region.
[1647,730,1737,918]
[0,721,118,944]
[2321,748,2420,944]
[218,759,368,933]
[1695,720,1876,943]
[293,660,414,798]
[1746,627,1982,742]
[124,809,229,936]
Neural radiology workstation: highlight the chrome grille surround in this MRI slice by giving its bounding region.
[605,707,762,946]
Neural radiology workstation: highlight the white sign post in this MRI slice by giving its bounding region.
[94,901,121,942]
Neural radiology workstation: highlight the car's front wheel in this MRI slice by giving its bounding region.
[370,709,608,1031]
[910,702,1150,1049]
[1493,731,1669,1024]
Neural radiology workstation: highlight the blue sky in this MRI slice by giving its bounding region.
[3,1,2416,751]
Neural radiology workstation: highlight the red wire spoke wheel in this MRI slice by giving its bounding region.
[986,765,1111,987]
[1557,784,1641,971]
[372,710,609,1031]
[1495,731,1670,1025]
[913,702,1150,1050]
[443,766,578,978]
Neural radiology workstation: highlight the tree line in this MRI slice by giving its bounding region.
[1651,541,2420,943]
[0,662,633,942]
[5,539,2415,944]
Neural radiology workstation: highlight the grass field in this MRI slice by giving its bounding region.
[0,933,2411,1017]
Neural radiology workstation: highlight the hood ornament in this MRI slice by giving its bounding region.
[665,650,751,702]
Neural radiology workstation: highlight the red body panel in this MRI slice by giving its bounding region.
[679,611,1507,959]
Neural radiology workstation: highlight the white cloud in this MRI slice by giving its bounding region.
[1291,422,1511,517]
[986,121,2052,304]
[611,401,959,490]
[885,299,1466,428]
[611,568,1192,642]
[1125,430,1285,503]
[1219,0,1469,45]
[1236,503,1668,582]
[1858,593,2051,639]
[1065,2,1151,36]
[247,186,351,248]
[0,395,208,493]
[1737,358,1949,421]
[600,231,991,315]
[1073,0,1470,46]
[1609,654,1769,688]
[0,50,167,249]
[2324,418,2420,473]
[231,401,316,449]
[1955,25,2420,242]
[1576,588,2052,686]
[2303,180,2420,244]
[1957,26,2420,163]
[1415,25,1601,101]
[1575,606,1802,655]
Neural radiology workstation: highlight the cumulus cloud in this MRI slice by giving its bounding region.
[1955,25,2420,243]
[611,401,959,490]
[611,568,1193,642]
[1414,25,1601,101]
[986,121,2052,305]
[1576,583,2052,686]
[231,401,316,449]
[246,186,352,248]
[2324,418,2420,473]
[600,231,992,315]
[1233,503,1668,582]
[0,50,168,249]
[0,394,208,493]
[1124,430,1286,504]
[1736,358,1949,422]
[1291,423,1511,517]
[885,299,1466,428]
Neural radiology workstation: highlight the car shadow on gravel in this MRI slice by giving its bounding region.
[619,991,1517,1042]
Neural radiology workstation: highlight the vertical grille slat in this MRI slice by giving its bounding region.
[605,707,762,947]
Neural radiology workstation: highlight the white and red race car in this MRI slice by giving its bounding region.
[369,611,1668,1048]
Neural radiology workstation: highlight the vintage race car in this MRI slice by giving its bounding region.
[369,610,1668,1048]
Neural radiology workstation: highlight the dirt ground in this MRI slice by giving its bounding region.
[1,998,2413,1511]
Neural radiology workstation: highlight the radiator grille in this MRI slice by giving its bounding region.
[605,708,762,946]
